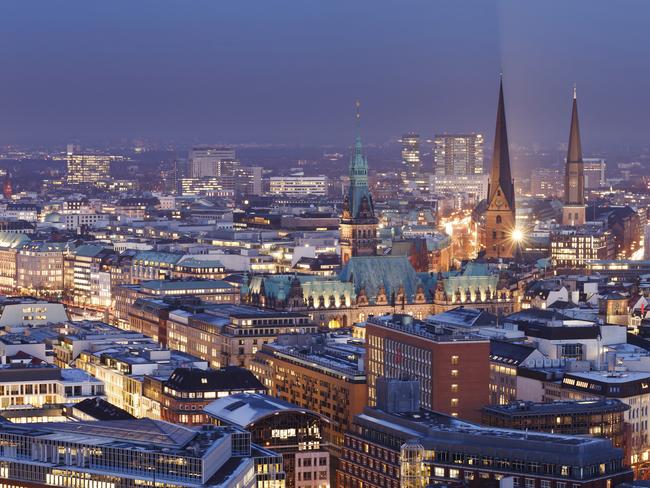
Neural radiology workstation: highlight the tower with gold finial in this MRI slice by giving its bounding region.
[485,77,517,259]
[340,101,378,264]
[562,85,586,226]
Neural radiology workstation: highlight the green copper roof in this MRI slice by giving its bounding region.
[339,255,420,304]
[133,250,182,265]
[176,258,224,269]
[74,244,108,258]
[343,133,375,220]
[0,232,30,250]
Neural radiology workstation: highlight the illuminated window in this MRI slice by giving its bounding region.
[451,355,459,365]
[451,369,459,377]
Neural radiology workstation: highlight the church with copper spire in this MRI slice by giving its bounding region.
[339,102,379,264]
[562,87,586,226]
[485,79,517,259]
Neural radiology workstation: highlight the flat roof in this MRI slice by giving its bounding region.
[483,399,629,417]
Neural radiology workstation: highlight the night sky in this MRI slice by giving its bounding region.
[1,0,649,148]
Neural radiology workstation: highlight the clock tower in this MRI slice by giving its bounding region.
[340,102,378,264]
[562,87,586,226]
[485,78,517,259]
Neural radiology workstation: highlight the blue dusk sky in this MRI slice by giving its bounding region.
[0,0,649,147]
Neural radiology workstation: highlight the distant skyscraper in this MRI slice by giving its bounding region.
[189,146,237,178]
[433,133,484,176]
[269,175,328,196]
[485,79,516,259]
[584,158,606,189]
[400,133,421,173]
[340,102,378,264]
[562,88,586,226]
[66,146,110,185]
[530,167,563,197]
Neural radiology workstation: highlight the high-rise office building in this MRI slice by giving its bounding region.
[189,146,237,178]
[433,133,484,176]
[562,87,586,226]
[584,158,606,189]
[269,175,328,196]
[485,79,516,259]
[365,314,489,422]
[530,167,563,197]
[66,145,110,185]
[399,133,421,173]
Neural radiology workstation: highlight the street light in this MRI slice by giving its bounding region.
[511,228,524,243]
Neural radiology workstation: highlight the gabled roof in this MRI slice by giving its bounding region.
[490,340,538,366]
[339,255,420,303]
[73,397,135,421]
[74,244,108,258]
[165,367,265,393]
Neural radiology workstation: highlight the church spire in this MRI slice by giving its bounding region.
[484,77,517,260]
[488,77,514,206]
[563,86,586,215]
[567,85,582,164]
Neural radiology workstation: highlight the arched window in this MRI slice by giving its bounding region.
[496,215,502,224]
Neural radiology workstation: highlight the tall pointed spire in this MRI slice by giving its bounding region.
[340,100,378,264]
[346,99,372,217]
[485,76,517,260]
[567,85,582,164]
[563,86,586,216]
[488,76,514,206]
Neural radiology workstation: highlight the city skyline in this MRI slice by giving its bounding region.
[1,1,650,149]
[1,3,650,487]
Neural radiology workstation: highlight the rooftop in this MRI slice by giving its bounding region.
[426,306,497,329]
[204,392,323,428]
[260,332,365,380]
[357,407,625,467]
[0,419,224,456]
[141,279,234,292]
[367,314,488,343]
[165,366,265,393]
[482,399,630,417]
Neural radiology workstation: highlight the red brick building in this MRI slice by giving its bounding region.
[365,314,489,422]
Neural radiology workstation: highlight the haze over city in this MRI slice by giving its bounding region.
[2,0,650,150]
[1,3,650,488]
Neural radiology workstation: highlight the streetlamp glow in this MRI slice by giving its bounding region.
[512,228,524,243]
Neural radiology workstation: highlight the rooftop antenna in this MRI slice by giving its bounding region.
[573,83,577,100]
